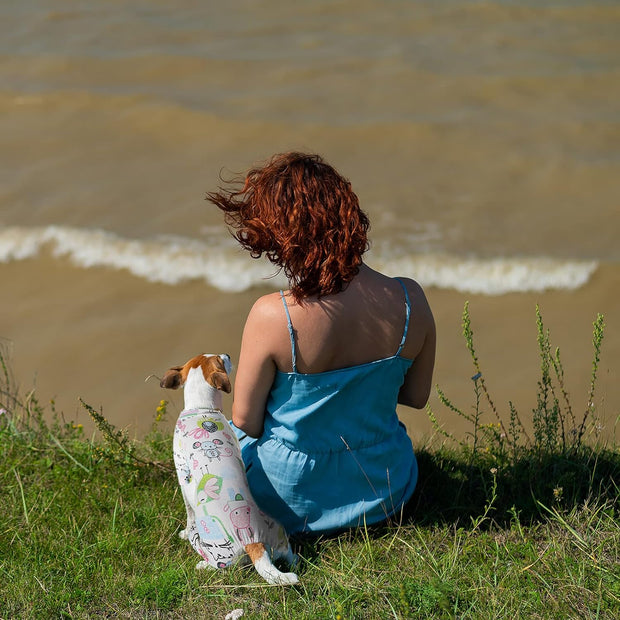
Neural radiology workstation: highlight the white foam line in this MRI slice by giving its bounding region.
[0,225,598,295]
[370,253,599,296]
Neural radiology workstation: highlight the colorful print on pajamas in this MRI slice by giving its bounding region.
[173,408,290,569]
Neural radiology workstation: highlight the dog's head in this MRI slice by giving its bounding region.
[160,353,232,393]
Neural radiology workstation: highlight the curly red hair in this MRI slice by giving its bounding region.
[207,152,369,301]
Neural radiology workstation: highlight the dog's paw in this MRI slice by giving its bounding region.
[195,560,209,570]
[178,529,189,540]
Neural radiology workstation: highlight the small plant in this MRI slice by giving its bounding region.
[429,303,607,462]
[0,342,86,449]
[79,398,173,472]
[579,312,606,446]
[395,577,458,618]
[532,307,605,456]
[425,303,615,524]
[154,399,168,425]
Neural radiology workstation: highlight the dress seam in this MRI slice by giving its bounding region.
[262,431,407,456]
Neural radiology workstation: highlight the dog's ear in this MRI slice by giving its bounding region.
[160,367,183,390]
[208,372,231,394]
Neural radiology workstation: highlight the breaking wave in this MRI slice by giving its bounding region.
[0,226,598,295]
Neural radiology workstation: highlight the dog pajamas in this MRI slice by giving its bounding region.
[173,407,289,569]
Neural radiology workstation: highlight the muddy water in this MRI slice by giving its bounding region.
[1,0,619,442]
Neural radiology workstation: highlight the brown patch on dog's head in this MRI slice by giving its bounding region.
[200,354,232,394]
[160,355,231,393]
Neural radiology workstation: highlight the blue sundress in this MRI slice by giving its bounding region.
[232,278,418,535]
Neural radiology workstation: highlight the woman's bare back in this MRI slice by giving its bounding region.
[272,264,430,375]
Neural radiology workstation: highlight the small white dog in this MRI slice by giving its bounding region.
[160,353,298,585]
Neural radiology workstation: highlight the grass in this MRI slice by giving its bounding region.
[0,306,618,619]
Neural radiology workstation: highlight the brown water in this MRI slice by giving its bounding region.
[1,0,619,442]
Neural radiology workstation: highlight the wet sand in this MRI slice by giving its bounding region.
[2,256,618,445]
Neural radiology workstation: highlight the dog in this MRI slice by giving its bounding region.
[160,353,298,585]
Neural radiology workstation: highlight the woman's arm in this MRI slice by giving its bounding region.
[397,283,436,409]
[231,295,281,437]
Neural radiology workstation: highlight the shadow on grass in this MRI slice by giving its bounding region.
[405,445,619,528]
[292,445,619,557]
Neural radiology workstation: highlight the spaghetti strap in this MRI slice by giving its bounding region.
[394,278,411,356]
[280,291,298,373]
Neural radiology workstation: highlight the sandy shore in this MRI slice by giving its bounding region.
[2,256,618,445]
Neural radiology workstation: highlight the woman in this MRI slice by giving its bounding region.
[207,152,435,536]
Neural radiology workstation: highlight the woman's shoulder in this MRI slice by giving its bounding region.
[364,267,431,314]
[395,276,430,306]
[250,290,284,310]
[241,292,292,364]
[397,276,434,324]
[395,276,435,358]
[245,291,288,327]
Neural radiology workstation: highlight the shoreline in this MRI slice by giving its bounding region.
[2,256,618,442]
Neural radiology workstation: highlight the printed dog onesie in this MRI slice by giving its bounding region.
[161,354,298,585]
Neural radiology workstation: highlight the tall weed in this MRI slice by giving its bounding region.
[422,304,617,525]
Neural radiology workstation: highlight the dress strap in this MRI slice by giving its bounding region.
[394,278,411,356]
[280,291,298,373]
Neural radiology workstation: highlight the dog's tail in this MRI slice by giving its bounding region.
[245,542,299,586]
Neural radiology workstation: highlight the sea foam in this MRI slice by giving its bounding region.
[0,226,598,295]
